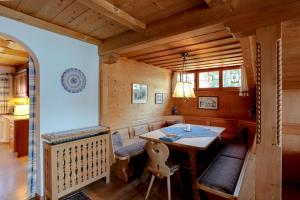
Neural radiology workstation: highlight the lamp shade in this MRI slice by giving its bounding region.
[172,81,196,98]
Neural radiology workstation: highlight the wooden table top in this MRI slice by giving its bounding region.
[139,124,225,150]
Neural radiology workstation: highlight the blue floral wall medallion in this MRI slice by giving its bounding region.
[61,68,86,93]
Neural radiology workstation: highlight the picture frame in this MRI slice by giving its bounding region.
[155,93,163,104]
[132,83,148,104]
[198,96,219,110]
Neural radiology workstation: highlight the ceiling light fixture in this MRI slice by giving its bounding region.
[172,52,195,98]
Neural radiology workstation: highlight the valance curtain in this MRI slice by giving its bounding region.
[239,65,249,96]
[0,73,13,114]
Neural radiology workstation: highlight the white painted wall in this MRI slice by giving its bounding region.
[0,17,100,196]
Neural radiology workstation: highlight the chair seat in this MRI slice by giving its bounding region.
[166,159,181,173]
[221,143,248,160]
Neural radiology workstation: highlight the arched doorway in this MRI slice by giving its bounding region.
[0,33,40,199]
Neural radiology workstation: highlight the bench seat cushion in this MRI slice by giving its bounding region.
[221,143,248,160]
[115,140,146,158]
[199,155,243,194]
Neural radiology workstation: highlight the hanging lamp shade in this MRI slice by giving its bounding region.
[172,52,196,98]
[172,81,195,98]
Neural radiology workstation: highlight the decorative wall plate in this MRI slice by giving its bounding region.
[61,68,86,93]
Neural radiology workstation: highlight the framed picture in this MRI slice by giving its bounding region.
[132,83,148,104]
[198,96,219,110]
[155,93,163,104]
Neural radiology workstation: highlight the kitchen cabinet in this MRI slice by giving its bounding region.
[3,115,29,157]
[13,69,28,97]
[0,116,9,143]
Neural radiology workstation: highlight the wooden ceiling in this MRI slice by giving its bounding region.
[0,36,29,66]
[0,0,205,40]
[119,24,243,71]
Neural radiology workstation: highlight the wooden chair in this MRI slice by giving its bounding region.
[145,141,180,200]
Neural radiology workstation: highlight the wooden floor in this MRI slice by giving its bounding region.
[0,144,28,200]
[84,174,186,200]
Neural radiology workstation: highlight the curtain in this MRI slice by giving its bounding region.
[27,57,37,199]
[239,65,249,96]
[172,72,180,94]
[0,73,12,114]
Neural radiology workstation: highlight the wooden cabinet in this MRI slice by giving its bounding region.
[6,117,29,157]
[13,69,28,97]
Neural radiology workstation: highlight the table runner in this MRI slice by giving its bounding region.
[161,125,217,138]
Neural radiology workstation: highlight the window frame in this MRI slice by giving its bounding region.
[195,66,241,91]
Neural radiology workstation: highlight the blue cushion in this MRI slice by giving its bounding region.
[221,143,248,160]
[199,156,243,194]
[112,132,123,150]
[115,141,146,158]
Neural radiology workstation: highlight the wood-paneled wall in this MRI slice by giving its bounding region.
[282,91,300,184]
[100,58,173,128]
[175,90,253,120]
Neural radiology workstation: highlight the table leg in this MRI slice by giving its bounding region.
[188,150,200,200]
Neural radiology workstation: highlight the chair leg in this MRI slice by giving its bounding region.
[145,174,155,199]
[167,176,171,200]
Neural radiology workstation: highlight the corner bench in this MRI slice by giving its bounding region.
[196,143,250,200]
[111,120,182,182]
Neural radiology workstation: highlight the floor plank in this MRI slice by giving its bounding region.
[0,143,28,200]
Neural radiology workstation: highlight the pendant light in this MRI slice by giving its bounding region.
[172,52,196,98]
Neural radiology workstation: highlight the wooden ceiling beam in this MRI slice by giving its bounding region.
[122,30,231,57]
[130,38,239,60]
[165,61,244,71]
[153,53,243,67]
[78,0,146,32]
[161,57,243,68]
[0,5,101,45]
[101,0,300,54]
[138,43,241,63]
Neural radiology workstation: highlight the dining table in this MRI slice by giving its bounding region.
[139,123,226,200]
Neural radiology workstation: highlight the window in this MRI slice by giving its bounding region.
[223,68,241,88]
[177,73,195,89]
[198,71,219,89]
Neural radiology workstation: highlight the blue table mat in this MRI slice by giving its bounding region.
[161,125,217,138]
[159,136,182,142]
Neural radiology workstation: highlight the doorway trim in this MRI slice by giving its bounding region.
[0,33,40,199]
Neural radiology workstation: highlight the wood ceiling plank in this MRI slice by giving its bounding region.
[66,9,112,34]
[51,1,89,26]
[161,57,243,68]
[78,0,146,32]
[139,43,241,63]
[0,0,22,9]
[106,0,203,24]
[35,0,75,21]
[131,38,239,61]
[17,0,49,16]
[141,44,241,64]
[101,0,300,54]
[0,5,101,45]
[165,61,243,71]
[152,52,243,66]
[122,30,231,58]
[0,38,10,48]
[0,54,28,66]
[0,47,29,58]
[90,23,127,39]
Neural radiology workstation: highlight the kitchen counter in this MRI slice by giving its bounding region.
[2,114,29,121]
